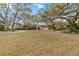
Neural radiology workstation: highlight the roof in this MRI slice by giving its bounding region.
[37,22,48,26]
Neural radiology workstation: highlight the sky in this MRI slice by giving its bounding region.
[29,3,52,15]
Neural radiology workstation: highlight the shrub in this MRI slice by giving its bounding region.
[27,24,36,30]
[0,22,5,31]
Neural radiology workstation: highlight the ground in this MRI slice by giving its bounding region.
[0,30,79,55]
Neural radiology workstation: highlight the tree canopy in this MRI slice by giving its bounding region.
[0,3,79,32]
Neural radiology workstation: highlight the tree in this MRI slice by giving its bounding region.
[0,4,10,31]
[39,3,79,32]
[0,3,32,32]
[9,3,32,31]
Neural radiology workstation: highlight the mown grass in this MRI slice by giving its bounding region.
[0,30,79,56]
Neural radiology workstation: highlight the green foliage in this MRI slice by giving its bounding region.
[0,22,5,31]
[26,24,36,30]
[16,24,36,30]
[67,23,79,33]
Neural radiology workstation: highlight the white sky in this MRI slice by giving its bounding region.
[0,0,79,3]
[33,4,44,8]
[7,0,79,3]
[37,5,43,8]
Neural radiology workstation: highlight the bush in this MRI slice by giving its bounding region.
[16,27,23,30]
[27,24,36,30]
[0,23,5,31]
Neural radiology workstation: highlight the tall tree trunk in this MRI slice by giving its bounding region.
[52,22,56,31]
[11,22,15,32]
[11,11,18,32]
[4,23,9,31]
[4,25,8,31]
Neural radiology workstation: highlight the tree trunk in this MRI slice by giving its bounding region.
[52,22,56,31]
[11,23,15,32]
[4,24,9,31]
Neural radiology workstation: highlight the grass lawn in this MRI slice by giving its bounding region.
[0,30,79,56]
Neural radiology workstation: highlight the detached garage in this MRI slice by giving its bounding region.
[36,22,48,30]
